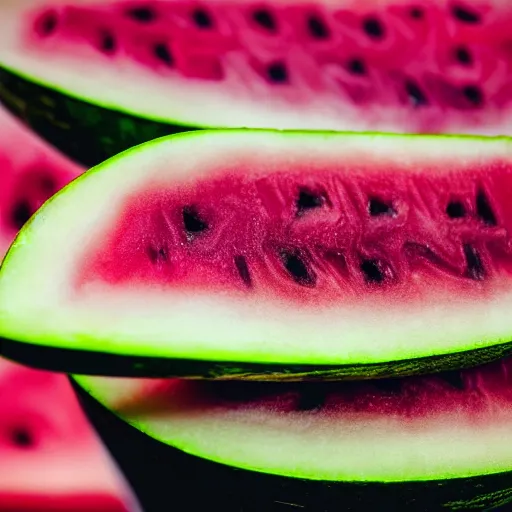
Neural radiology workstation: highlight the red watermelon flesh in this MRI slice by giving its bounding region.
[3,0,512,135]
[0,105,83,258]
[0,108,139,511]
[0,357,140,511]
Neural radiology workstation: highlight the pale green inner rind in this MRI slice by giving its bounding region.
[75,374,512,483]
[1,130,512,366]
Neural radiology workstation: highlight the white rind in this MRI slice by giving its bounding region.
[76,374,512,482]
[1,130,512,365]
[1,0,512,135]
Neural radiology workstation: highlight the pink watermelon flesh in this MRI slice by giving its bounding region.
[0,105,83,257]
[0,109,139,511]
[80,153,512,309]
[6,0,512,134]
[0,358,139,511]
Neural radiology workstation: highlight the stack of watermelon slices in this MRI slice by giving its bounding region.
[0,106,142,511]
[0,129,512,511]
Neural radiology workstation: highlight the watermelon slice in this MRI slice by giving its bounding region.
[0,129,512,380]
[1,0,512,166]
[71,357,512,512]
[0,357,141,511]
[0,104,83,257]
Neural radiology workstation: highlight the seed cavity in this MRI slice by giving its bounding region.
[372,378,401,393]
[347,58,366,76]
[99,30,116,54]
[295,387,325,411]
[455,46,472,66]
[462,85,484,107]
[476,188,497,226]
[266,62,288,83]
[360,258,391,284]
[10,201,32,230]
[362,16,385,40]
[37,11,58,36]
[369,198,396,217]
[154,43,174,66]
[446,200,466,219]
[405,80,428,107]
[10,427,34,448]
[234,255,252,288]
[464,244,485,281]
[307,15,330,40]
[183,206,208,236]
[126,6,156,22]
[409,7,424,19]
[439,370,466,390]
[192,8,213,28]
[252,9,276,31]
[296,188,324,215]
[281,250,316,286]
[452,4,481,24]
[147,245,168,264]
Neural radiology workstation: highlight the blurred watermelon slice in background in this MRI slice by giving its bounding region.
[0,105,139,512]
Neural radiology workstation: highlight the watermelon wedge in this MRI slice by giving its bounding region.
[1,0,512,165]
[0,130,512,380]
[71,360,512,512]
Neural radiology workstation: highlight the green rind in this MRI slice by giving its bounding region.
[1,336,512,381]
[72,379,512,512]
[0,66,193,167]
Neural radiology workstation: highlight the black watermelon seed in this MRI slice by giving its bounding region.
[10,427,34,448]
[361,259,385,284]
[462,85,484,106]
[38,12,58,36]
[267,62,288,83]
[347,58,366,76]
[446,201,466,219]
[126,6,156,22]
[369,198,396,217]
[452,5,481,24]
[10,201,33,230]
[234,255,252,288]
[362,16,385,40]
[281,250,316,286]
[192,9,213,28]
[464,244,485,280]
[154,43,174,66]
[476,189,497,226]
[307,15,330,39]
[297,189,323,214]
[405,80,429,107]
[252,9,276,31]
[183,206,208,234]
[455,46,473,66]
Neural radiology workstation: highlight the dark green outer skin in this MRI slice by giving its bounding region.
[1,336,512,381]
[71,378,512,512]
[0,66,194,168]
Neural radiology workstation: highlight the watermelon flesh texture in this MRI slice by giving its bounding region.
[0,104,83,257]
[73,352,512,485]
[0,357,140,511]
[1,130,512,379]
[1,0,512,136]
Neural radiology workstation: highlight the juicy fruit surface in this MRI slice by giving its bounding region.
[3,0,512,135]
[0,357,137,511]
[81,152,512,308]
[3,131,512,374]
[76,353,512,483]
[0,105,83,257]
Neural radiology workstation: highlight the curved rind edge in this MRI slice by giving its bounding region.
[0,336,510,380]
